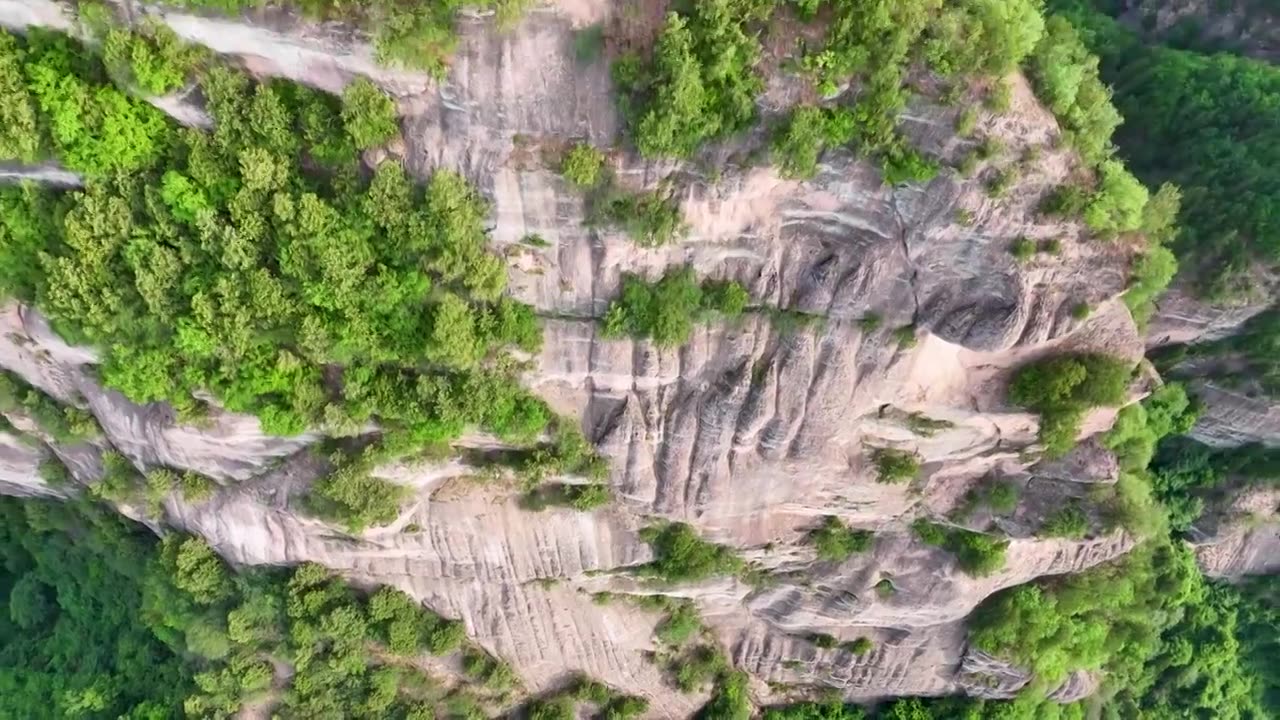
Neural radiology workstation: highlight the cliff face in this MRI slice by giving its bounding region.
[0,0,1274,715]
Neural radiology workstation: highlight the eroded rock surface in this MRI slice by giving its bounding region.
[0,0,1207,715]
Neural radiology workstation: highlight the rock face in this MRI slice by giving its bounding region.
[0,0,1255,715]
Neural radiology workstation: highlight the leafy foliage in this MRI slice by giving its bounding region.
[103,19,202,95]
[808,515,873,562]
[1052,0,1280,298]
[0,29,561,531]
[638,522,744,583]
[871,448,920,484]
[0,370,99,443]
[1009,353,1134,457]
[614,1,769,158]
[340,77,399,149]
[0,497,194,718]
[913,520,1008,576]
[560,143,606,187]
[601,267,749,346]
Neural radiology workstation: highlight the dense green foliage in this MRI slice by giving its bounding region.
[1008,353,1133,457]
[638,522,744,584]
[0,29,579,528]
[0,497,193,718]
[154,0,527,78]
[601,267,749,346]
[102,18,203,96]
[560,143,607,187]
[1050,0,1280,297]
[1148,437,1280,532]
[808,515,873,562]
[0,496,508,719]
[0,370,98,443]
[613,1,769,158]
[913,520,1007,576]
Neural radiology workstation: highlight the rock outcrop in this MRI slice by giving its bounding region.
[0,0,1259,715]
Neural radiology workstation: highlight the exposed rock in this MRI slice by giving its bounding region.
[0,0,1165,713]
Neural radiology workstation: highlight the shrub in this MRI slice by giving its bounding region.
[561,143,606,187]
[872,448,920,484]
[955,106,979,136]
[772,105,857,179]
[308,453,408,533]
[1009,353,1134,457]
[844,637,873,655]
[600,267,750,346]
[1026,15,1123,167]
[1010,237,1036,262]
[618,6,765,158]
[592,188,686,246]
[655,601,702,645]
[914,520,1008,576]
[811,633,837,649]
[638,522,743,583]
[103,20,201,96]
[1071,302,1091,320]
[1084,160,1149,235]
[1040,504,1089,539]
[809,516,873,562]
[340,77,398,149]
[37,457,70,486]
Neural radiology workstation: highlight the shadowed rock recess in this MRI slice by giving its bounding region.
[0,0,1276,717]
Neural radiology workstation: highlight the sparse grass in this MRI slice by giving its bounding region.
[1070,302,1091,320]
[905,412,953,437]
[521,233,551,248]
[1039,237,1062,255]
[893,325,918,349]
[985,78,1012,113]
[986,167,1017,197]
[873,578,895,597]
[858,313,882,333]
[955,106,979,136]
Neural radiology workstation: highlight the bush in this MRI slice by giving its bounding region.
[655,601,702,645]
[872,448,920,484]
[638,522,743,583]
[772,105,857,179]
[574,23,605,63]
[914,520,1008,576]
[1010,236,1036,262]
[0,370,99,443]
[845,637,873,656]
[893,325,918,349]
[601,267,750,346]
[561,143,606,187]
[1026,15,1123,167]
[341,77,398,149]
[308,452,408,533]
[1009,353,1134,457]
[809,516,873,562]
[591,187,686,246]
[1040,504,1089,539]
[103,20,201,96]
[617,5,766,158]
